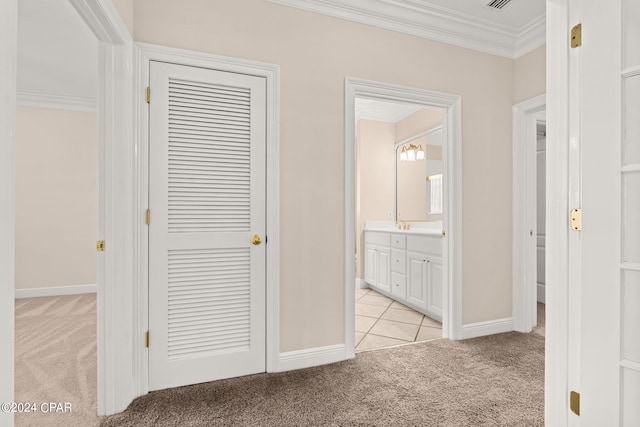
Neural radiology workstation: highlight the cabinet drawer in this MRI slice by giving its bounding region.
[365,232,390,247]
[407,235,442,255]
[391,272,406,298]
[391,249,406,274]
[390,234,406,249]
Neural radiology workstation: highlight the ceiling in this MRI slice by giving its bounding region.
[267,0,545,58]
[17,0,544,108]
[356,98,424,123]
[17,0,98,110]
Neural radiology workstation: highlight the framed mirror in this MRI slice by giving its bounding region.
[395,126,443,221]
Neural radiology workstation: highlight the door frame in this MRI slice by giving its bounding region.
[512,94,546,333]
[0,0,17,425]
[546,0,573,424]
[134,42,281,389]
[344,77,463,349]
[2,0,135,418]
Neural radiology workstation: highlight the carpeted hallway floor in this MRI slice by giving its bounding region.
[15,294,545,426]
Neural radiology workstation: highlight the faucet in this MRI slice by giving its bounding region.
[396,220,409,230]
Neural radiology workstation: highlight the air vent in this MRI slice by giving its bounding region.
[486,0,513,10]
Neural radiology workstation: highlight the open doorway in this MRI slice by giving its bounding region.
[512,95,546,333]
[344,78,463,356]
[354,99,445,351]
[14,0,99,424]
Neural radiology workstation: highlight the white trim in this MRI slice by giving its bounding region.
[515,15,547,58]
[345,77,463,349]
[512,94,545,333]
[355,278,367,289]
[15,284,97,299]
[16,91,97,112]
[537,283,546,304]
[545,0,571,424]
[460,318,514,340]
[69,0,134,417]
[134,42,281,382]
[0,0,17,425]
[266,0,545,59]
[278,344,346,372]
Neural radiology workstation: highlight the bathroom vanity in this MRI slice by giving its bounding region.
[364,225,443,321]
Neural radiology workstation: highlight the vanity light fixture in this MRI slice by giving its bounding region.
[399,143,425,162]
[400,146,408,161]
[406,144,416,161]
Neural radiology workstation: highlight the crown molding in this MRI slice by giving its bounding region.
[16,91,97,112]
[514,14,546,58]
[266,0,545,59]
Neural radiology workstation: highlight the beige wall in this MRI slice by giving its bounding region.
[514,45,546,104]
[15,106,97,289]
[355,119,395,279]
[134,0,520,350]
[112,0,134,36]
[396,108,442,142]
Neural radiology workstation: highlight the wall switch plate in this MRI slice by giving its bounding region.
[387,211,393,218]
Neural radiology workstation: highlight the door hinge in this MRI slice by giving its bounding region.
[146,209,151,225]
[571,23,582,48]
[570,391,580,416]
[96,240,105,252]
[146,87,151,104]
[570,208,582,231]
[145,331,150,348]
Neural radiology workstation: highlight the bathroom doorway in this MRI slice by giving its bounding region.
[344,78,463,356]
[353,99,445,351]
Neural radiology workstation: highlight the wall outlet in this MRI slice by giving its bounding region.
[387,210,393,218]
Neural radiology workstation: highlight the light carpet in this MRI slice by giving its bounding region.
[15,294,97,427]
[102,333,544,426]
[15,294,544,426]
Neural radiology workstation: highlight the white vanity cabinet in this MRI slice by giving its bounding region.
[364,232,391,293]
[364,230,442,321]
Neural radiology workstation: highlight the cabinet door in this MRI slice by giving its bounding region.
[427,255,443,321]
[377,247,391,293]
[364,244,378,286]
[407,252,428,309]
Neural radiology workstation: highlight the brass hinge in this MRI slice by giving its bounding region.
[570,208,582,231]
[96,240,105,252]
[570,391,580,416]
[571,23,582,48]
[146,87,151,104]
[145,331,150,348]
[146,209,151,225]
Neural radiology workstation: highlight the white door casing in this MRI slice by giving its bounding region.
[0,0,17,425]
[345,78,463,345]
[512,94,546,333]
[547,0,626,424]
[148,61,267,391]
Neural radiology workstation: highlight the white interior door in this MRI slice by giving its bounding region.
[148,61,266,391]
[567,0,639,423]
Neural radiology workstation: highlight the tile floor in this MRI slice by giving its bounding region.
[355,287,442,352]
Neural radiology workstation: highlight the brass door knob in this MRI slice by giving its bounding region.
[252,235,262,245]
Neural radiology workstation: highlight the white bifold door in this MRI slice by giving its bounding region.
[148,61,266,391]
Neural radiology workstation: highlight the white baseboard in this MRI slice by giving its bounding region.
[355,278,368,289]
[278,344,347,372]
[537,283,546,303]
[461,317,514,339]
[15,284,97,299]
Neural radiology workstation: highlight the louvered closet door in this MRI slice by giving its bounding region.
[148,61,266,391]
